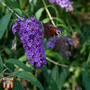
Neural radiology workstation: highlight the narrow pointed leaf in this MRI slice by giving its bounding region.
[10,71,44,90]
[6,58,32,73]
[0,55,3,73]
[82,70,90,90]
[58,68,69,90]
[50,66,59,90]
[12,79,25,90]
[0,13,12,39]
[34,8,44,20]
[86,53,90,64]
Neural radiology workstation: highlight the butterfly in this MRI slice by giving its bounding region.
[43,23,62,40]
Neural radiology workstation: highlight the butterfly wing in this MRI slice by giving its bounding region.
[43,23,62,40]
[43,23,51,40]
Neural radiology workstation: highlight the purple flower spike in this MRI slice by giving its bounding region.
[12,16,47,70]
[49,0,73,12]
[46,35,73,59]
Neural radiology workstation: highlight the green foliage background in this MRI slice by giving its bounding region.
[0,0,90,90]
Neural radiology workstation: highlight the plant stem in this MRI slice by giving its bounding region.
[0,1,21,18]
[33,70,38,90]
[3,64,13,73]
[46,57,85,71]
[42,0,56,27]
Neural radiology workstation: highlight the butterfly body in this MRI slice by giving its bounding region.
[43,23,62,40]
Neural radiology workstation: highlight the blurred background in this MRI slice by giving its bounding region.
[0,0,90,90]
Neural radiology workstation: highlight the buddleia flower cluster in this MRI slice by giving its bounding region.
[49,0,73,12]
[12,16,47,70]
[46,35,73,59]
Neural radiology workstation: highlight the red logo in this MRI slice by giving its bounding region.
[2,77,15,89]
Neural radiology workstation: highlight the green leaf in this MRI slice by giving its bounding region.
[28,0,37,15]
[18,54,27,62]
[86,53,90,64]
[58,68,69,90]
[84,40,90,46]
[6,63,14,72]
[82,70,90,90]
[85,29,90,38]
[13,8,22,17]
[20,0,26,9]
[42,17,65,25]
[81,64,90,69]
[0,55,3,74]
[4,47,12,55]
[44,38,49,48]
[6,58,32,73]
[80,40,90,54]
[43,66,49,85]
[80,47,86,54]
[46,51,61,61]
[12,79,25,90]
[34,8,44,20]
[5,0,20,8]
[42,18,50,23]
[0,76,2,83]
[0,76,3,90]
[0,13,12,39]
[71,61,80,66]
[10,71,44,90]
[53,17,65,25]
[56,24,69,30]
[49,66,59,90]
